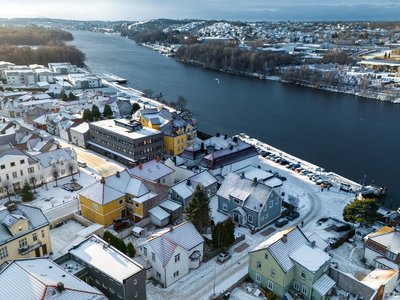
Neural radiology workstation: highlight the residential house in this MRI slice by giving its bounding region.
[55,234,146,300]
[59,119,82,142]
[135,108,197,156]
[70,122,90,148]
[22,106,48,124]
[0,257,106,299]
[360,269,398,300]
[249,226,334,300]
[88,119,164,165]
[235,166,284,194]
[137,221,204,288]
[363,226,400,270]
[217,172,282,229]
[78,169,169,226]
[115,99,133,117]
[45,112,81,136]
[68,74,102,89]
[0,204,51,265]
[171,170,218,209]
[129,158,175,186]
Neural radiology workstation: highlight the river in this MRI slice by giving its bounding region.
[67,30,400,209]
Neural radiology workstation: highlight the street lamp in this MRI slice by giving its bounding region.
[362,175,366,190]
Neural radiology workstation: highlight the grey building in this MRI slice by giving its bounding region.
[217,172,282,230]
[116,100,133,117]
[88,119,164,165]
[55,234,146,300]
[70,122,90,148]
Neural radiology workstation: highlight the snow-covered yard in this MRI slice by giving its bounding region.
[50,219,86,257]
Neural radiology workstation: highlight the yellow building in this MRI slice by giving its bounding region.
[0,204,52,266]
[136,108,197,156]
[79,170,160,226]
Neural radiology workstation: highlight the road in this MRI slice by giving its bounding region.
[57,139,124,177]
[43,200,79,221]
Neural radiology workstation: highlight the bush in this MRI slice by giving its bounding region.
[103,231,128,255]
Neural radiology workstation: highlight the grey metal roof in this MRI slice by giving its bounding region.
[34,148,74,168]
[0,205,49,246]
[308,232,329,251]
[370,231,400,254]
[312,274,336,296]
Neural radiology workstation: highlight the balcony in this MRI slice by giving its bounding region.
[19,240,42,255]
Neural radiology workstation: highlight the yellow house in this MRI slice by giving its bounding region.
[136,108,197,156]
[0,204,52,266]
[79,170,159,226]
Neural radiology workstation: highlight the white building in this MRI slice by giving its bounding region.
[68,74,102,89]
[137,221,204,287]
[48,62,78,74]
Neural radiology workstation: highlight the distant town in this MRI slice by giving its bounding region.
[0,21,399,300]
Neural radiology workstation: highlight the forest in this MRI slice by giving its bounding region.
[174,41,302,75]
[0,26,73,46]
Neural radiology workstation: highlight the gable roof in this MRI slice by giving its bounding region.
[129,159,174,182]
[313,274,337,296]
[172,170,217,199]
[289,244,331,273]
[367,228,400,254]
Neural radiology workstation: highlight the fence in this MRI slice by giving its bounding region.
[49,212,93,228]
[211,274,248,300]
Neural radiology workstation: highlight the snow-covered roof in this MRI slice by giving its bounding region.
[34,148,74,168]
[76,223,104,238]
[132,255,152,270]
[361,268,398,290]
[312,274,336,296]
[159,199,182,212]
[129,159,174,182]
[149,206,170,220]
[69,235,144,283]
[57,235,87,258]
[235,166,275,181]
[172,171,217,199]
[70,122,89,134]
[368,229,400,254]
[374,256,400,271]
[308,232,329,251]
[289,244,331,273]
[0,258,104,300]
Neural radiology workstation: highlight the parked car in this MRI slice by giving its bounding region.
[291,164,301,170]
[286,163,294,169]
[260,150,270,157]
[333,223,351,232]
[300,169,310,176]
[279,159,289,165]
[275,175,287,181]
[113,222,128,232]
[320,181,333,188]
[295,167,303,173]
[311,176,321,182]
[78,161,87,168]
[275,218,289,227]
[286,211,300,221]
[217,251,232,262]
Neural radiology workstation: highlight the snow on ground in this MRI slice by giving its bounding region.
[210,195,228,224]
[0,168,97,211]
[50,219,86,257]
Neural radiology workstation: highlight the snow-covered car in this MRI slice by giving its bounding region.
[217,251,231,262]
[286,211,300,221]
[78,161,87,168]
[275,218,289,227]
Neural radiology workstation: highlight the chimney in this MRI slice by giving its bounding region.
[216,132,220,137]
[169,227,173,233]
[201,142,204,151]
[241,172,245,179]
[57,282,64,293]
[172,157,176,165]
[233,136,238,143]
[311,240,316,248]
[156,156,160,163]
[282,234,287,243]
[229,145,233,150]
[252,177,258,186]
[100,177,105,184]
[116,171,120,178]
[25,130,29,135]
[138,163,142,170]
[187,179,191,186]
[224,134,227,140]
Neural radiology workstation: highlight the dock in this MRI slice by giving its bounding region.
[99,74,127,84]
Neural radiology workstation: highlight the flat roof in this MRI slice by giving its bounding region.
[90,119,162,139]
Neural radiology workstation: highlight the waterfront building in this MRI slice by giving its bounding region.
[55,234,145,300]
[88,119,164,165]
[134,108,197,157]
[0,203,52,265]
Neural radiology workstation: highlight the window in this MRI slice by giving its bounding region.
[257,261,261,269]
[128,196,132,202]
[19,226,22,231]
[388,251,396,260]
[20,170,23,176]
[109,287,115,294]
[60,161,64,166]
[268,280,273,290]
[248,215,253,224]
[0,165,5,170]
[173,270,179,278]
[300,271,306,279]
[10,162,15,167]
[156,271,161,279]
[20,159,25,165]
[93,203,98,210]
[276,198,279,204]
[265,253,268,260]
[175,253,180,263]
[233,199,240,204]
[178,139,180,144]
[102,283,107,288]
[302,286,308,295]
[33,233,37,242]
[135,203,140,208]
[152,252,156,262]
[144,247,147,257]
[176,194,180,199]
[135,291,138,298]
[269,200,273,208]
[6,174,9,180]
[28,167,34,174]
[223,204,227,211]
[117,292,122,298]
[261,217,264,221]
[255,273,261,283]
[271,269,275,278]
[119,199,124,205]
[95,279,100,284]
[12,172,17,178]
[134,279,137,285]
[89,276,93,280]
[0,246,8,260]
[294,281,300,291]
[61,169,65,175]
[19,238,27,249]
[41,229,45,238]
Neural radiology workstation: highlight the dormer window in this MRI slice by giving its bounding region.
[19,226,22,231]
[233,198,240,204]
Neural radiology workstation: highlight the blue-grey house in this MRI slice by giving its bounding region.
[217,172,282,229]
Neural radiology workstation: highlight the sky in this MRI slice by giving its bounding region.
[0,0,400,22]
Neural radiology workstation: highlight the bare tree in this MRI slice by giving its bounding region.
[177,95,187,110]
[53,166,60,187]
[143,89,154,99]
[67,161,76,181]
[1,180,13,203]
[28,174,38,194]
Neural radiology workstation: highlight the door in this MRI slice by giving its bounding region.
[121,209,126,218]
[42,244,47,255]
[35,247,40,257]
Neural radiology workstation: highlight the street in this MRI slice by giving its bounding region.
[43,199,79,221]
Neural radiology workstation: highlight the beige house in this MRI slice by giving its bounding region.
[0,203,51,265]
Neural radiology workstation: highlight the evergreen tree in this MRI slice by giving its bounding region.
[21,180,34,202]
[68,92,77,101]
[212,222,223,249]
[91,105,101,121]
[131,102,140,114]
[185,184,211,233]
[221,217,235,248]
[61,93,68,102]
[127,241,136,257]
[103,104,113,117]
[82,109,93,122]
[343,198,379,225]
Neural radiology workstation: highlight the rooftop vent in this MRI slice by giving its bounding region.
[216,132,220,137]
[224,134,228,140]
[282,234,287,243]
[311,240,316,248]
[116,171,120,178]
[187,179,191,186]
[57,282,64,293]
[252,177,258,186]
[100,177,105,184]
